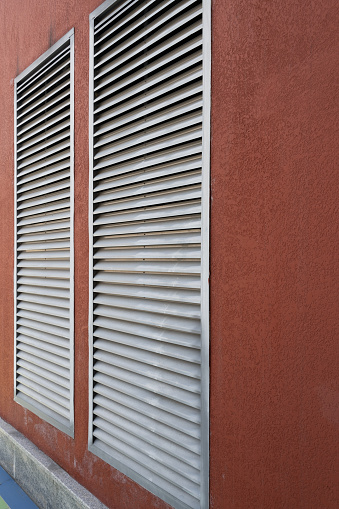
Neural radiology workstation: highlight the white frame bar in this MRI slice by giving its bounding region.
[88,6,96,454]
[200,0,211,506]
[14,29,75,438]
[88,1,211,507]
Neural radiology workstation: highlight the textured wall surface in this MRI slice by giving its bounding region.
[0,0,338,508]
[210,0,339,508]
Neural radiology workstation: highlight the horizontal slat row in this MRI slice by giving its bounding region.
[15,36,73,434]
[90,1,203,508]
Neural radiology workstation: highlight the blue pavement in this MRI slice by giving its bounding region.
[0,466,38,509]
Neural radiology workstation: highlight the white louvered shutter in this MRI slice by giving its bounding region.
[14,31,74,436]
[89,1,209,508]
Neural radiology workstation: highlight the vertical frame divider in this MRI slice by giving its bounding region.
[88,13,95,449]
[69,31,75,437]
[201,0,211,506]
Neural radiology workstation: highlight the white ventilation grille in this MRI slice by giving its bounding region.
[14,31,74,436]
[89,1,209,508]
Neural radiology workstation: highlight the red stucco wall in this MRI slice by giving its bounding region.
[0,1,338,508]
[210,0,339,508]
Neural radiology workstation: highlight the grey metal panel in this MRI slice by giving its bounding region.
[89,1,209,508]
[14,30,74,436]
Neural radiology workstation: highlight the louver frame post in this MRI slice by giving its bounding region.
[14,29,75,437]
[88,1,210,507]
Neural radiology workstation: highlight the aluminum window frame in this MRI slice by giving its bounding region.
[14,29,75,437]
[88,1,211,507]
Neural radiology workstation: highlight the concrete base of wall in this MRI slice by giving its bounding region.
[0,418,107,509]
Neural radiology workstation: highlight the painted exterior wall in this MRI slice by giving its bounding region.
[210,1,339,508]
[0,1,337,508]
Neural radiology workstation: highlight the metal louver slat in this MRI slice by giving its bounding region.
[18,100,70,138]
[93,340,200,382]
[93,401,200,465]
[17,249,70,260]
[17,351,69,380]
[16,384,70,420]
[17,200,70,220]
[96,0,195,58]
[17,369,70,400]
[94,37,202,100]
[17,276,70,289]
[93,304,200,333]
[18,226,69,241]
[14,30,74,437]
[17,139,70,170]
[17,363,65,389]
[17,148,70,177]
[98,196,199,225]
[18,298,70,317]
[94,97,202,149]
[95,0,170,51]
[17,45,69,94]
[94,29,202,92]
[93,312,200,348]
[18,169,70,194]
[94,141,202,182]
[93,378,201,439]
[17,238,70,251]
[94,272,200,290]
[92,427,200,505]
[18,118,70,155]
[17,361,70,390]
[17,308,70,334]
[18,90,70,131]
[93,130,202,172]
[94,4,202,80]
[93,281,200,304]
[93,172,201,203]
[17,179,70,203]
[89,1,210,508]
[94,0,139,35]
[93,245,200,259]
[93,325,201,359]
[17,160,70,186]
[17,73,70,121]
[17,210,70,228]
[17,128,70,163]
[92,414,201,485]
[93,358,200,410]
[94,231,200,248]
[17,193,70,213]
[94,119,202,163]
[94,53,202,114]
[94,372,201,432]
[18,110,69,146]
[17,337,69,366]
